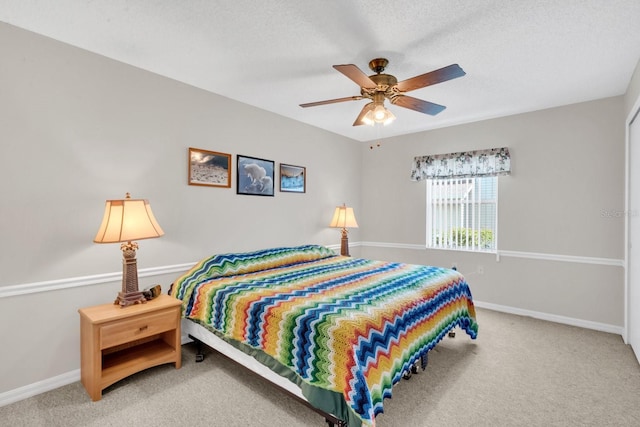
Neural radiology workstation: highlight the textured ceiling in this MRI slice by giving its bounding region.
[1,0,640,142]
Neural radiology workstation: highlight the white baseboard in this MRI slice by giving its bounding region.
[474,300,624,335]
[0,369,80,408]
[0,336,194,408]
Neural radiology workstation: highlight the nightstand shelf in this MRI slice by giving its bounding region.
[79,294,182,401]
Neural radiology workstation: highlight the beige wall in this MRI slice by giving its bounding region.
[0,23,361,395]
[0,23,362,287]
[359,96,626,327]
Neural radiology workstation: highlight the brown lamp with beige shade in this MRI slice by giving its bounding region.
[93,193,164,307]
[329,203,358,257]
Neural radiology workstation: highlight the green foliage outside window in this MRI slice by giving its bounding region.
[435,228,494,249]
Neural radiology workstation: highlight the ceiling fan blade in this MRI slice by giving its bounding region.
[395,64,465,93]
[333,64,377,89]
[300,96,363,108]
[353,102,375,126]
[392,95,446,116]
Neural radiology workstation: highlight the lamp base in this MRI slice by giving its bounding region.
[340,228,350,257]
[115,291,147,307]
[116,241,147,308]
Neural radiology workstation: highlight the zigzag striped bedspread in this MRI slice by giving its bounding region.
[170,245,478,427]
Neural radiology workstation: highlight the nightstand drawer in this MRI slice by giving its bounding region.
[100,309,176,349]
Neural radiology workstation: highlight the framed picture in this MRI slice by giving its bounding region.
[188,147,231,188]
[237,155,275,196]
[280,164,306,193]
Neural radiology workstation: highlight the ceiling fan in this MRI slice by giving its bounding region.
[300,58,465,126]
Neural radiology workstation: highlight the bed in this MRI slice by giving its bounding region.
[169,244,478,427]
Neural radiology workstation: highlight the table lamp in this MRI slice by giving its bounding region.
[94,193,164,307]
[329,203,358,256]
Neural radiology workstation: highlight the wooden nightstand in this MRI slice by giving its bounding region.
[78,294,182,401]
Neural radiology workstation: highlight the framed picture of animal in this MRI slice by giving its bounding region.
[236,155,275,196]
[279,164,306,193]
[188,147,232,188]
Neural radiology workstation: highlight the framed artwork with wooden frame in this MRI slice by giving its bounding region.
[236,155,275,196]
[279,164,306,193]
[188,147,232,188]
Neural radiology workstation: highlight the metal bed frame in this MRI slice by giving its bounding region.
[184,319,434,426]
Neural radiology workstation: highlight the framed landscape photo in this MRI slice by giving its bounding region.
[188,147,231,188]
[236,155,275,196]
[279,164,306,193]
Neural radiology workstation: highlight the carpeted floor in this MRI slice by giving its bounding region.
[2,308,640,426]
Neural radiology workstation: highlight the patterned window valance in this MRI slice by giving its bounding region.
[410,147,511,181]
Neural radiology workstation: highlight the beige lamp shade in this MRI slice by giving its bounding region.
[329,204,359,229]
[94,193,164,243]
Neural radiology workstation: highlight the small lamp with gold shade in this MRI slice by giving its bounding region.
[329,203,358,257]
[93,193,164,307]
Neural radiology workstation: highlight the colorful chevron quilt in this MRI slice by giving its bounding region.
[170,245,478,427]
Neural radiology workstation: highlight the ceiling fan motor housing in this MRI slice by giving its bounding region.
[361,73,400,100]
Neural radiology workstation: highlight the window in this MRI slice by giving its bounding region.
[411,146,508,252]
[426,176,498,252]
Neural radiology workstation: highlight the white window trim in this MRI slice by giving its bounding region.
[426,177,498,254]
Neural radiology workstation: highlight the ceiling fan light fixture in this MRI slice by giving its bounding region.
[382,108,396,126]
[362,113,375,126]
[363,104,395,126]
[373,104,387,121]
